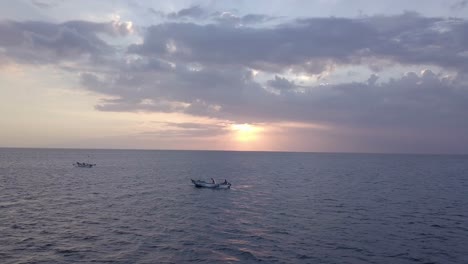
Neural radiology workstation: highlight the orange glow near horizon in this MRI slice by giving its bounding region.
[230,123,263,142]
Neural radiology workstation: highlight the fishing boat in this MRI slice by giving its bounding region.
[191,179,231,189]
[73,162,96,168]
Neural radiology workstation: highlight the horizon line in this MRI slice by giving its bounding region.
[0,146,466,156]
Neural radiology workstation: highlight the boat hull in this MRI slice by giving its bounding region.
[191,179,231,189]
[73,162,96,168]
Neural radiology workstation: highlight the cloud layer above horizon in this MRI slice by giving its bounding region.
[1,0,468,153]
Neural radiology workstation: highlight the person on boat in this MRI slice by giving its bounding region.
[211,178,216,184]
[223,179,228,185]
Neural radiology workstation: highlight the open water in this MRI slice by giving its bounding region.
[0,148,467,263]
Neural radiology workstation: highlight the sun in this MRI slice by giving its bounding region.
[230,123,262,142]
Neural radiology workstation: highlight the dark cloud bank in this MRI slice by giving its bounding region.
[1,10,468,152]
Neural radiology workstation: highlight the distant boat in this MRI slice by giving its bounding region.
[73,162,96,168]
[191,179,231,189]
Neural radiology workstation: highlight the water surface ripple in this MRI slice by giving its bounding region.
[1,149,467,263]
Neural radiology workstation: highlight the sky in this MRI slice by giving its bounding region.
[1,0,468,153]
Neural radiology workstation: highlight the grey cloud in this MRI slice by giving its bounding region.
[451,0,468,10]
[267,75,298,91]
[130,12,468,74]
[0,20,129,64]
[82,40,468,122]
[81,62,468,140]
[241,14,274,24]
[122,57,174,72]
[168,5,206,19]
[129,18,376,73]
[213,12,276,26]
[369,14,468,70]
[3,11,468,151]
[80,65,262,114]
[213,11,240,25]
[367,74,379,85]
[148,8,165,17]
[163,6,275,25]
[30,0,62,9]
[78,13,468,138]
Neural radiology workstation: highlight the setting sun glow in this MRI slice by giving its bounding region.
[230,123,262,142]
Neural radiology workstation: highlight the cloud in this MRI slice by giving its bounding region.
[241,14,275,24]
[128,18,375,73]
[0,20,130,65]
[3,11,468,151]
[162,6,276,25]
[213,12,275,26]
[92,13,468,149]
[451,0,468,10]
[30,0,62,9]
[140,122,228,138]
[80,57,468,132]
[76,13,468,141]
[129,12,468,74]
[168,5,207,19]
[267,75,298,91]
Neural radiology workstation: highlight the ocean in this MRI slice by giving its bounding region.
[1,148,467,263]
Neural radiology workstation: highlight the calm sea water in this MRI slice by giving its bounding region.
[0,148,467,263]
